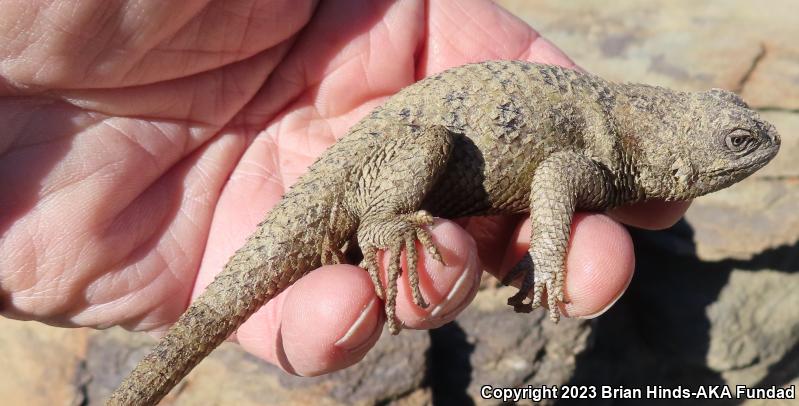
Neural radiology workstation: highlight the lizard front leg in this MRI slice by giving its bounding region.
[352,125,454,334]
[505,151,615,322]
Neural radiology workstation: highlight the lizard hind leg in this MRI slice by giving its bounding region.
[351,125,455,334]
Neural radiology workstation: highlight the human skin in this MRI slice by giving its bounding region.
[0,0,688,376]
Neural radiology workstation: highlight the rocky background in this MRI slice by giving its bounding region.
[2,1,797,405]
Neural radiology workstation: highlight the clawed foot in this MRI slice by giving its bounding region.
[503,254,565,322]
[358,210,444,334]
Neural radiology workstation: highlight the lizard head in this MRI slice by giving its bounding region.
[632,87,780,201]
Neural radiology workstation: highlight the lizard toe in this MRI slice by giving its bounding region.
[404,234,429,309]
[546,279,562,322]
[359,247,385,300]
[506,253,535,312]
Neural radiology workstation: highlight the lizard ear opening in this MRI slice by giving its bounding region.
[706,88,749,108]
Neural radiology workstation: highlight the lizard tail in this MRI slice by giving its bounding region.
[106,256,282,405]
[106,193,349,405]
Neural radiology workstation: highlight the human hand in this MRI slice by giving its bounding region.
[0,0,689,376]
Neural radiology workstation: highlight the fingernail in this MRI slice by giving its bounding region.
[572,294,618,319]
[429,249,480,321]
[335,298,382,352]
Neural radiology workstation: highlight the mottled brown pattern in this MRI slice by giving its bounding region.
[107,60,780,405]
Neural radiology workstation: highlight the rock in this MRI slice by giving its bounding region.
[432,286,590,406]
[0,318,89,406]
[707,271,799,385]
[81,326,429,406]
[498,0,799,110]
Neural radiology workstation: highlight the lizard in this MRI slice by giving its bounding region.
[107,60,780,405]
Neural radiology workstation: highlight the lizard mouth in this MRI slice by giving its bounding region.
[698,151,776,193]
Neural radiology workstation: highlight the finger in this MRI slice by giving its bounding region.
[609,200,691,230]
[422,0,577,75]
[378,219,482,331]
[495,213,635,319]
[235,264,383,376]
[456,215,520,275]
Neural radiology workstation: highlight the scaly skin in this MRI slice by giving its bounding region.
[107,61,780,405]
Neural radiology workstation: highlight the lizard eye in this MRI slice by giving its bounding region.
[724,129,757,154]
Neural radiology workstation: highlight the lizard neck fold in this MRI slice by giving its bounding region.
[608,83,692,202]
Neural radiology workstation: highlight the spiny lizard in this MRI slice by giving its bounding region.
[107,60,780,405]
